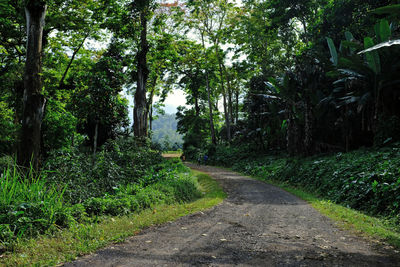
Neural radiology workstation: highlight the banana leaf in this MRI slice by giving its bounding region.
[373,4,400,16]
[358,39,400,54]
[363,37,381,75]
[326,37,338,66]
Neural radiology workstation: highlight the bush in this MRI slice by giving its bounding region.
[0,101,18,155]
[82,163,200,217]
[42,99,79,153]
[44,137,163,204]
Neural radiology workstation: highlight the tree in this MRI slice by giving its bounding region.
[18,0,47,170]
[201,0,234,143]
[185,0,220,145]
[72,40,129,155]
[145,11,180,134]
[132,0,152,138]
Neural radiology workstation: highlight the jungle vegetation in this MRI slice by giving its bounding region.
[1,0,400,257]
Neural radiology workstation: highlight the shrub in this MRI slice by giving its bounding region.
[44,137,164,204]
[82,168,200,217]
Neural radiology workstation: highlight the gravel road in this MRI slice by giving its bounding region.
[64,164,400,266]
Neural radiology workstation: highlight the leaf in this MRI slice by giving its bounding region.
[337,69,365,78]
[341,41,361,50]
[363,37,381,75]
[358,39,400,54]
[373,4,400,16]
[357,92,371,113]
[326,37,338,66]
[338,95,359,105]
[259,94,279,100]
[345,31,355,42]
[333,78,347,85]
[267,77,281,93]
[333,87,345,93]
[264,82,278,94]
[375,19,391,42]
[281,120,287,130]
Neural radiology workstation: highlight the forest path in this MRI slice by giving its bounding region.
[64,164,400,267]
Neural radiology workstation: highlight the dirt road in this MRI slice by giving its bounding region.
[64,164,400,266]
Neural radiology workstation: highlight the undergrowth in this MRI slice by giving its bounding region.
[0,170,225,266]
[0,137,201,252]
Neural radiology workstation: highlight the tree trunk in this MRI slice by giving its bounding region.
[373,79,383,135]
[18,2,47,170]
[286,106,298,156]
[222,91,231,142]
[149,103,153,132]
[200,32,216,145]
[215,52,231,143]
[303,100,313,155]
[146,76,157,134]
[206,72,217,145]
[194,86,200,117]
[235,89,239,124]
[134,10,149,138]
[93,120,99,158]
[226,73,234,124]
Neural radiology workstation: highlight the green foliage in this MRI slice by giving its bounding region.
[326,37,338,66]
[176,106,212,158]
[364,37,381,74]
[0,170,223,266]
[375,19,391,43]
[0,151,201,251]
[374,116,400,146]
[373,4,400,17]
[71,39,129,149]
[0,101,18,154]
[83,168,200,217]
[45,137,162,204]
[42,99,79,153]
[0,164,69,248]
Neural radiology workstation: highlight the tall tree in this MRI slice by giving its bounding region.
[205,0,233,143]
[18,0,47,169]
[185,0,221,145]
[133,0,151,138]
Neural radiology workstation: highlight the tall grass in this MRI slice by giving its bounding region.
[0,164,68,249]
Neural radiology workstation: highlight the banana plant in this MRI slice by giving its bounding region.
[357,5,400,53]
[325,18,400,136]
[264,73,301,155]
[265,54,325,155]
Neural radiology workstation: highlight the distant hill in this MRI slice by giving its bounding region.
[151,113,183,151]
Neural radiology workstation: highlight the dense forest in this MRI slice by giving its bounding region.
[1,0,400,263]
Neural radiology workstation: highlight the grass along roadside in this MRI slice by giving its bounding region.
[258,177,400,250]
[0,170,226,266]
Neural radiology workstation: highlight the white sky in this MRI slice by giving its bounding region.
[162,89,188,113]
